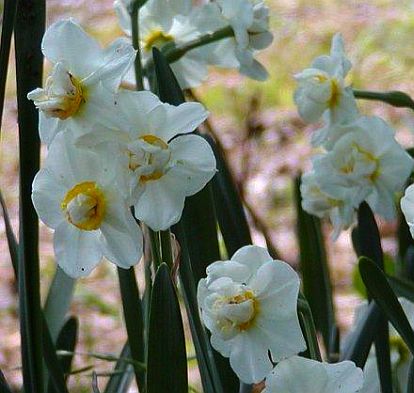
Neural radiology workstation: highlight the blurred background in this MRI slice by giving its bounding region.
[1,0,414,390]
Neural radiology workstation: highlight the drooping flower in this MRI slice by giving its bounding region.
[114,0,209,89]
[294,33,358,126]
[314,116,413,220]
[197,245,306,383]
[76,89,216,231]
[263,356,364,393]
[27,18,135,145]
[32,131,143,278]
[300,171,356,239]
[200,0,274,80]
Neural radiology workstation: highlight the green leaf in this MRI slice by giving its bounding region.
[407,359,414,393]
[356,203,392,393]
[340,302,381,368]
[42,315,69,393]
[48,317,78,393]
[44,267,76,343]
[0,189,18,276]
[294,176,335,356]
[0,0,17,135]
[388,275,414,303]
[0,370,12,393]
[117,267,145,392]
[353,89,414,110]
[14,0,45,390]
[359,257,414,355]
[103,344,134,393]
[152,47,239,392]
[204,134,252,257]
[175,223,224,393]
[147,263,188,393]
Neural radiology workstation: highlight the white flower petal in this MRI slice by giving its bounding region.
[42,19,102,79]
[133,175,186,231]
[54,222,102,278]
[32,168,67,229]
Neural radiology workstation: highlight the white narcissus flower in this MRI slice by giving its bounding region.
[300,171,356,239]
[114,0,209,89]
[77,89,216,231]
[401,184,414,240]
[27,18,135,145]
[294,33,358,127]
[314,116,413,221]
[263,356,364,393]
[32,132,143,278]
[200,0,273,80]
[197,245,306,383]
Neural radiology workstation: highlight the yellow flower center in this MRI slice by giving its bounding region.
[328,79,340,108]
[128,134,170,182]
[48,73,85,120]
[143,30,174,52]
[227,290,259,331]
[340,142,380,181]
[61,181,106,231]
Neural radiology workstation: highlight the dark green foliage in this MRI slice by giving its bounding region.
[146,264,188,393]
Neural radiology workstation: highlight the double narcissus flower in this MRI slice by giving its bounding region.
[115,0,210,89]
[401,185,414,241]
[197,245,306,383]
[300,171,356,239]
[294,33,358,137]
[201,0,273,80]
[313,116,413,221]
[27,18,135,145]
[32,132,143,278]
[76,89,216,231]
[263,356,364,393]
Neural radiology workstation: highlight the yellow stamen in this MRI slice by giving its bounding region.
[229,290,259,331]
[143,30,174,52]
[61,181,106,231]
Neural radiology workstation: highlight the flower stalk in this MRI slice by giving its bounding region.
[130,0,144,90]
[298,297,322,361]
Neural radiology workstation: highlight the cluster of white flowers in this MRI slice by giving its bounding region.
[114,0,273,88]
[29,19,217,278]
[198,245,364,390]
[296,33,414,239]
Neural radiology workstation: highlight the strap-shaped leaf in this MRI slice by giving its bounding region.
[152,47,239,392]
[0,0,17,134]
[204,134,252,257]
[388,274,414,303]
[44,267,76,343]
[117,267,145,392]
[340,302,381,367]
[359,257,414,355]
[355,203,392,392]
[42,315,69,393]
[14,0,45,390]
[407,359,414,393]
[48,317,78,393]
[147,263,187,393]
[294,176,335,355]
[103,343,134,393]
[0,189,18,276]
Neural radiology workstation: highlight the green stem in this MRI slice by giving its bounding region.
[353,89,414,110]
[160,229,173,269]
[148,228,162,267]
[130,1,144,90]
[144,26,234,75]
[298,298,322,361]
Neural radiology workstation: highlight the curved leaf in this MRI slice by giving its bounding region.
[147,263,187,393]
